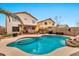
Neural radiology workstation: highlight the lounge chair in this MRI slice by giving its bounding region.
[66,40,76,47]
[65,37,79,47]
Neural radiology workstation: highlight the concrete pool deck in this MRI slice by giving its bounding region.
[0,34,79,56]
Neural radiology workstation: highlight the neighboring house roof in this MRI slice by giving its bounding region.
[0,26,5,29]
[15,12,38,20]
[57,24,70,28]
[70,27,79,29]
[38,18,55,23]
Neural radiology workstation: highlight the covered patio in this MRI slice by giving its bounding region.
[19,25,36,34]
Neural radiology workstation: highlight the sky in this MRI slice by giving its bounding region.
[0,3,79,27]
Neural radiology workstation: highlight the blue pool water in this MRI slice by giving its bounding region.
[7,35,69,55]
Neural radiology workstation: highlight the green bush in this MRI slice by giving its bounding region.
[12,33,18,37]
[55,32,64,35]
[2,34,12,37]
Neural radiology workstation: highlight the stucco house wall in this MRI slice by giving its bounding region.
[36,18,55,32]
[6,12,37,34]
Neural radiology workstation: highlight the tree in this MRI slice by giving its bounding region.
[0,8,24,34]
[54,16,62,25]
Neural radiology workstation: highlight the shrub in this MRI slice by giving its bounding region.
[55,32,64,35]
[2,34,12,37]
[12,33,18,37]
[48,31,53,34]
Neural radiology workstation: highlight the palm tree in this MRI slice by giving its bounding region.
[0,8,24,34]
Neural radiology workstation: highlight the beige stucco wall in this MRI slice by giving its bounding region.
[52,27,79,36]
[6,16,12,34]
[15,13,37,25]
[6,12,37,34]
[38,19,54,28]
[35,19,55,32]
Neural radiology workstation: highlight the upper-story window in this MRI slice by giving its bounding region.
[24,18,27,20]
[44,22,47,25]
[32,20,36,24]
[52,23,54,25]
[12,18,18,22]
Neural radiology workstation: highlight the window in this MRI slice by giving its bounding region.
[68,28,71,31]
[12,27,19,32]
[24,18,27,20]
[32,27,35,29]
[44,22,47,25]
[12,18,18,22]
[32,20,35,23]
[52,23,54,25]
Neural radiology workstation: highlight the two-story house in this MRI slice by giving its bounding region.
[36,18,55,32]
[6,12,38,34]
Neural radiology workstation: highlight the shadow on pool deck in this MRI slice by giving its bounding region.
[71,51,79,56]
[0,53,6,56]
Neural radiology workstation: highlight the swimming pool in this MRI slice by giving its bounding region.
[7,35,70,55]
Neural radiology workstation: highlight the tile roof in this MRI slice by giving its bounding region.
[15,12,38,20]
[38,18,55,23]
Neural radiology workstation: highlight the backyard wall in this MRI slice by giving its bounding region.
[0,27,6,34]
[52,27,79,36]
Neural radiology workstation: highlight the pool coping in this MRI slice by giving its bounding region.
[0,34,79,56]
